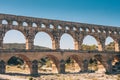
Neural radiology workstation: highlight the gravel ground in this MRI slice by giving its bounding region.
[0,73,119,80]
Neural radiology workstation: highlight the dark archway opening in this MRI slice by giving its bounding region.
[6,56,30,74]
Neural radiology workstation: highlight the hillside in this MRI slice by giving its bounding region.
[3,43,49,50]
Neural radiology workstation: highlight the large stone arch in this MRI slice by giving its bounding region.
[39,54,60,73]
[34,31,53,49]
[105,36,119,51]
[60,32,76,49]
[94,54,111,73]
[3,29,26,42]
[5,54,32,74]
[82,34,99,50]
[65,54,81,72]
[3,29,26,49]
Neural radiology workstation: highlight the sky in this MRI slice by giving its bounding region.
[1,0,120,49]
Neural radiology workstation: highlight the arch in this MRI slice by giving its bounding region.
[49,24,54,29]
[23,22,28,26]
[2,20,8,24]
[65,26,70,30]
[73,27,77,31]
[65,55,81,73]
[105,36,115,51]
[32,23,37,27]
[6,54,31,74]
[39,55,59,73]
[34,31,52,49]
[57,25,62,29]
[3,30,26,49]
[12,21,18,26]
[82,35,98,50]
[60,33,75,49]
[79,27,83,31]
[93,55,107,73]
[41,23,46,28]
[86,28,90,32]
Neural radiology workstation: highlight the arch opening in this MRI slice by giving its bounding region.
[65,56,81,73]
[23,22,28,27]
[6,55,31,74]
[34,32,52,49]
[12,21,18,26]
[2,20,8,24]
[32,23,37,27]
[3,30,26,49]
[105,36,115,51]
[60,33,74,49]
[38,55,59,73]
[82,35,98,51]
[88,57,105,73]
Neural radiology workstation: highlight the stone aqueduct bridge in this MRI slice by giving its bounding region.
[0,14,120,75]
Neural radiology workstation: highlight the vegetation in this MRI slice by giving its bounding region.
[3,43,49,50]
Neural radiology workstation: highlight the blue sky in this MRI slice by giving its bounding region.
[1,0,120,49]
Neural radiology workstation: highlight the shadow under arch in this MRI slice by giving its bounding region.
[6,54,31,74]
[39,54,60,73]
[65,54,81,73]
[34,31,53,49]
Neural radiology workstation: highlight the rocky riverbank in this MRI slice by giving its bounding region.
[0,73,119,80]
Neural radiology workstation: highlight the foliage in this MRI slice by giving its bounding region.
[81,44,97,50]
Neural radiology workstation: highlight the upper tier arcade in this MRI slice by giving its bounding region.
[0,13,120,51]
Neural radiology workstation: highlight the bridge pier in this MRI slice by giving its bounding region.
[0,60,5,74]
[58,60,65,74]
[30,60,39,76]
[26,39,33,50]
[104,59,113,74]
[80,60,89,72]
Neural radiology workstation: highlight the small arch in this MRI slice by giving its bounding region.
[58,25,62,29]
[103,30,106,33]
[97,29,101,33]
[86,28,90,32]
[32,23,37,27]
[73,27,77,31]
[109,31,112,34]
[79,27,83,31]
[60,33,75,49]
[41,23,46,28]
[2,20,8,24]
[23,22,28,26]
[65,26,70,30]
[12,21,18,26]
[92,29,95,32]
[49,24,54,29]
